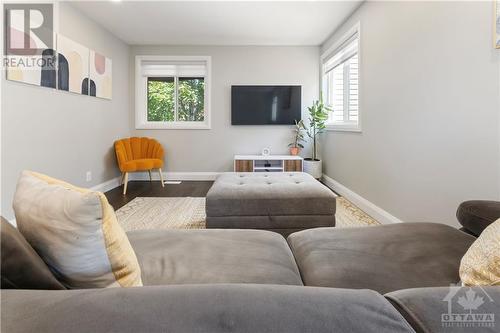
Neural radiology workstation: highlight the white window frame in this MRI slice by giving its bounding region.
[135,55,211,130]
[321,22,361,132]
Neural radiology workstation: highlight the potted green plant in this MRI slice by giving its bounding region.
[304,96,332,179]
[288,120,305,155]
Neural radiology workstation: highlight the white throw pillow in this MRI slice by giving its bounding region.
[13,171,142,288]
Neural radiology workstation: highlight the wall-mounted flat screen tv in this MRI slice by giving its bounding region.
[231,85,301,125]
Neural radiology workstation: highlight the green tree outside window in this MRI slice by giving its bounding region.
[147,77,204,122]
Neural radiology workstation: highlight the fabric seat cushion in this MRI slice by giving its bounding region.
[122,158,163,172]
[1,285,415,333]
[1,217,65,290]
[385,286,500,333]
[287,223,476,294]
[127,229,303,286]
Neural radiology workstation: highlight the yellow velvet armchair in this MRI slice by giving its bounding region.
[114,137,165,195]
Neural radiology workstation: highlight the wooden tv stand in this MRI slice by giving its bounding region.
[234,155,303,173]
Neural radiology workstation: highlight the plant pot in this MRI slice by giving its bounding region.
[289,147,300,156]
[303,159,322,179]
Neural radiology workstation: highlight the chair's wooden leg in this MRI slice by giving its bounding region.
[158,168,165,187]
[148,170,152,182]
[120,172,125,185]
[123,172,129,195]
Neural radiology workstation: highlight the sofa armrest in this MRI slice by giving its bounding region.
[1,284,415,333]
[457,200,500,237]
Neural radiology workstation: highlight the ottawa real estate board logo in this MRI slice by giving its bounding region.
[3,2,55,71]
[442,285,495,329]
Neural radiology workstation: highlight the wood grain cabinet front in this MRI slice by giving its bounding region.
[234,160,253,172]
[284,160,303,172]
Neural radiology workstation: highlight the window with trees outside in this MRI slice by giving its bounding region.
[321,24,360,132]
[135,56,211,129]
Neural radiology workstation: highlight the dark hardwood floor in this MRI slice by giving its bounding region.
[105,181,214,211]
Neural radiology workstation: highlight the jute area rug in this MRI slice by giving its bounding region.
[116,197,206,232]
[116,197,380,232]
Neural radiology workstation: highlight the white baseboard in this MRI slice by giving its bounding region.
[129,171,221,181]
[90,176,122,193]
[322,174,402,224]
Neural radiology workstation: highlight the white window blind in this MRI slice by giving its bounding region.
[322,28,360,131]
[324,34,358,73]
[141,61,207,77]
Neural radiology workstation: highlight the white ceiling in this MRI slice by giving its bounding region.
[70,1,362,46]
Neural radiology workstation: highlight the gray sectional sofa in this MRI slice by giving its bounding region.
[2,203,500,332]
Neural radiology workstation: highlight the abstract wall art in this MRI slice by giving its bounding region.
[56,34,90,95]
[6,48,57,88]
[90,50,113,99]
[5,24,112,100]
[5,7,56,88]
[496,0,500,49]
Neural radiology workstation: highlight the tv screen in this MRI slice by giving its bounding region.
[231,85,301,125]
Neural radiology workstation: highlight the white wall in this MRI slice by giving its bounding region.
[1,3,130,220]
[320,1,500,226]
[129,46,319,172]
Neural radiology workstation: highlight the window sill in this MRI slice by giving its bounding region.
[326,124,362,133]
[136,121,211,130]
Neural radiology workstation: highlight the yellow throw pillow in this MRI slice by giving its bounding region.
[460,218,500,286]
[13,171,142,288]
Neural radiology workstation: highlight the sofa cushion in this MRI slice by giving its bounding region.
[127,229,303,286]
[460,218,500,286]
[13,171,142,288]
[1,217,65,290]
[287,223,476,293]
[457,200,500,236]
[386,286,500,333]
[122,158,163,172]
[1,285,415,333]
[206,172,336,217]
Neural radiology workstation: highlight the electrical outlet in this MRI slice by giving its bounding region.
[86,171,92,182]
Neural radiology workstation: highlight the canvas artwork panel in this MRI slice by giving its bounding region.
[496,1,500,49]
[57,35,90,95]
[90,50,113,99]
[6,9,56,88]
[6,48,57,88]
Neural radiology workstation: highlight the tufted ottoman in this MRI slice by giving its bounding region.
[206,172,336,237]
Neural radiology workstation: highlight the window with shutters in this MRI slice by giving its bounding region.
[135,56,211,129]
[321,24,361,132]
